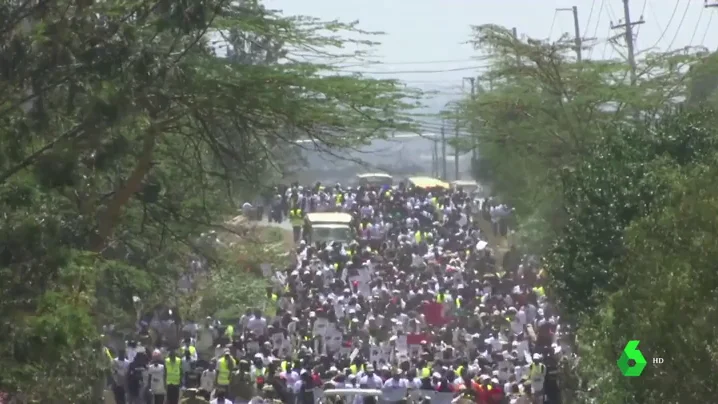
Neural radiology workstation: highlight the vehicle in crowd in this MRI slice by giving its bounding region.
[317,388,457,404]
[451,179,481,194]
[356,172,394,188]
[305,212,355,244]
[408,176,450,190]
[318,388,382,403]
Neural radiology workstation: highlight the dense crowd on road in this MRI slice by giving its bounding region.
[105,177,567,404]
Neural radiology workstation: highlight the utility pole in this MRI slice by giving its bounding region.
[463,77,477,167]
[432,137,438,177]
[571,6,582,61]
[511,27,521,65]
[611,0,644,85]
[441,121,447,180]
[707,1,718,8]
[454,115,460,181]
[556,6,596,61]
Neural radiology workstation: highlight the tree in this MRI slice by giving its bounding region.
[546,109,718,318]
[0,0,418,400]
[574,139,718,403]
[459,24,705,250]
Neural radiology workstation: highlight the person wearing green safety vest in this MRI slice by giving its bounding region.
[224,324,234,341]
[181,337,198,362]
[436,291,446,303]
[349,363,365,375]
[265,287,279,317]
[216,348,236,393]
[289,208,304,243]
[165,349,182,404]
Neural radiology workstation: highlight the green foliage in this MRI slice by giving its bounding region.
[576,156,718,403]
[1,252,106,401]
[546,109,718,318]
[458,24,718,404]
[0,0,417,400]
[460,25,706,241]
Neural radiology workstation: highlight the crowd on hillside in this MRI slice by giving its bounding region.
[105,180,567,404]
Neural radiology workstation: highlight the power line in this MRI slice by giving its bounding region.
[548,9,558,39]
[588,0,606,59]
[606,1,618,22]
[338,66,485,75]
[603,2,622,60]
[688,5,705,46]
[591,0,606,38]
[700,9,714,45]
[647,0,680,50]
[634,0,648,37]
[646,0,665,36]
[339,58,488,68]
[666,0,691,50]
[584,0,597,38]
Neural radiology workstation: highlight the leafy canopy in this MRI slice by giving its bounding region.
[0,0,418,400]
[459,24,707,250]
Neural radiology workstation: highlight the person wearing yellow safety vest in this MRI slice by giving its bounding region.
[349,362,365,376]
[250,355,267,379]
[280,359,291,373]
[216,348,236,394]
[223,323,234,344]
[435,290,447,304]
[417,358,432,379]
[164,349,183,404]
[414,229,424,244]
[181,337,198,362]
[289,208,304,243]
[529,353,547,404]
[265,287,279,317]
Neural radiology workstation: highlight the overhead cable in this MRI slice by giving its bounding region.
[647,0,680,50]
[338,66,485,75]
[666,0,691,50]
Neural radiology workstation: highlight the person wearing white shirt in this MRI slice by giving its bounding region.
[199,365,216,401]
[111,350,130,404]
[147,351,166,404]
[246,310,267,335]
[358,365,383,389]
[382,370,410,403]
[210,389,233,404]
[196,318,217,361]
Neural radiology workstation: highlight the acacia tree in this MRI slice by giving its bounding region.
[0,0,417,400]
[459,24,704,249]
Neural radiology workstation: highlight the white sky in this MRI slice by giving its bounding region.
[263,0,718,113]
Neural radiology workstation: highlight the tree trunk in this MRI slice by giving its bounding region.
[92,130,157,251]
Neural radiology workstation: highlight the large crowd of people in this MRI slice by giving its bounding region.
[106,178,567,404]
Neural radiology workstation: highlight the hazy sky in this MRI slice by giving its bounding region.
[264,0,718,116]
